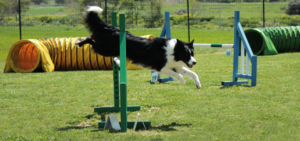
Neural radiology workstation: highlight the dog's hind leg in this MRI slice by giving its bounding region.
[175,66,201,89]
[75,36,94,47]
[160,68,185,86]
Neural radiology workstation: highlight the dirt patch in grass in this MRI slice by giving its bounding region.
[76,122,91,128]
[150,107,160,109]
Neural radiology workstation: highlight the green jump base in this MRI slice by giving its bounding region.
[94,106,140,113]
[98,121,151,129]
[222,80,248,86]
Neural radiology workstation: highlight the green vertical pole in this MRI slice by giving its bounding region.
[112,12,117,27]
[113,60,119,108]
[119,14,127,132]
[111,12,119,108]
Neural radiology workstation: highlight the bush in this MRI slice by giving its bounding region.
[170,14,214,26]
[174,8,187,15]
[171,14,188,25]
[39,16,53,23]
[286,0,300,15]
[199,16,215,22]
[278,14,300,26]
[225,16,235,27]
[240,17,259,28]
[204,23,219,29]
[0,14,82,26]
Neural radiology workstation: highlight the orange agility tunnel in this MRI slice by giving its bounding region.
[4,36,153,73]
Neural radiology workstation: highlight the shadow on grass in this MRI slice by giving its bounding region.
[147,80,172,85]
[57,126,97,131]
[142,122,192,132]
[220,84,252,89]
[85,113,106,121]
[58,122,192,133]
[57,112,191,133]
[92,122,193,133]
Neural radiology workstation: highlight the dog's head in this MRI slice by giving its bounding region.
[173,39,196,68]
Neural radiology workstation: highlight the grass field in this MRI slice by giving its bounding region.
[1,49,300,140]
[0,26,300,140]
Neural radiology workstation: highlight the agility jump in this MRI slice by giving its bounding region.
[197,11,257,86]
[94,12,150,132]
[153,11,257,86]
[222,11,257,86]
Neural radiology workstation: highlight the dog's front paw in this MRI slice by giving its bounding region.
[75,37,86,47]
[179,79,186,86]
[195,80,201,89]
[74,42,80,48]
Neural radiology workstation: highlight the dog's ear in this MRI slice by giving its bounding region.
[188,39,194,49]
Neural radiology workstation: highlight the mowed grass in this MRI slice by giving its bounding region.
[0,46,300,140]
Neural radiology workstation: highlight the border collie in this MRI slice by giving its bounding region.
[76,6,201,89]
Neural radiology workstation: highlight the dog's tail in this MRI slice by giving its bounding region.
[84,6,105,33]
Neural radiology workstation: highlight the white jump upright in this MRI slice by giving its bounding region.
[240,42,251,76]
[240,42,245,74]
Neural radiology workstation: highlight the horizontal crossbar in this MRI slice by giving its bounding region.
[94,106,140,113]
[222,80,248,86]
[159,77,175,83]
[236,74,252,79]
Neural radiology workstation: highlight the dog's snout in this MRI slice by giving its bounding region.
[193,62,196,65]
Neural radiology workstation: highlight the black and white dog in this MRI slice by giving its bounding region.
[76,6,201,89]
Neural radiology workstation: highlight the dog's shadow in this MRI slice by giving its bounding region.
[147,80,171,85]
[141,122,192,131]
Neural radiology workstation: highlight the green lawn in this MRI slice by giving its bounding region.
[0,25,299,140]
[1,50,300,140]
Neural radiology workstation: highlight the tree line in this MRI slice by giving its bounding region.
[1,0,299,27]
